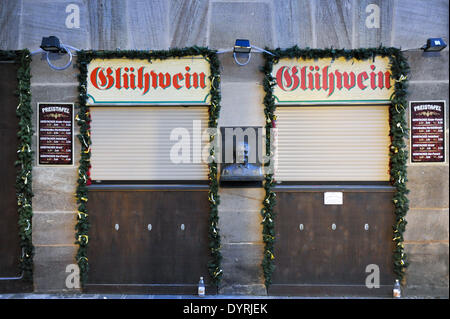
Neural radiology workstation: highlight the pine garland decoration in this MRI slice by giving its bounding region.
[75,47,223,287]
[0,50,34,281]
[261,46,410,288]
[261,53,278,288]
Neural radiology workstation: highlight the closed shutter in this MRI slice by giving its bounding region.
[274,105,390,181]
[90,107,209,181]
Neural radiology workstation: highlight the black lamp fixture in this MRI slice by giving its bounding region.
[234,39,251,54]
[421,38,447,52]
[32,36,80,70]
[233,39,252,66]
[40,36,67,53]
[215,39,275,66]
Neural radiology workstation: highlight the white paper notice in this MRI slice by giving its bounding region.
[324,192,343,205]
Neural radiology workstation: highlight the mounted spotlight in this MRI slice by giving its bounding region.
[40,36,66,53]
[234,39,251,54]
[32,36,80,71]
[421,38,447,52]
[216,39,275,66]
[233,39,252,66]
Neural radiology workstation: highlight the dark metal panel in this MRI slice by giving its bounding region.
[85,189,215,294]
[268,284,393,297]
[0,62,20,275]
[88,184,209,191]
[273,184,396,192]
[269,188,395,296]
[0,62,31,292]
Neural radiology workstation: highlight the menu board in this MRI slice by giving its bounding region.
[38,103,73,165]
[410,101,446,163]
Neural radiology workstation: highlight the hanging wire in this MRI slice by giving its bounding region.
[216,45,276,66]
[251,45,276,56]
[30,43,80,70]
[233,51,252,66]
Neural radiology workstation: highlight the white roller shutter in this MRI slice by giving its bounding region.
[274,105,390,181]
[90,107,209,181]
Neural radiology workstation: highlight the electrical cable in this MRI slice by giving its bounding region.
[233,52,252,66]
[216,45,276,66]
[30,43,80,71]
[250,45,276,56]
[46,44,73,70]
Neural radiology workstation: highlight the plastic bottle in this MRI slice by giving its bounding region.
[393,279,401,298]
[198,276,205,297]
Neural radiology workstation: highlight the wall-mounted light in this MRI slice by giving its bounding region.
[233,39,252,66]
[217,39,275,66]
[234,39,251,54]
[31,36,79,71]
[40,36,66,53]
[421,38,447,52]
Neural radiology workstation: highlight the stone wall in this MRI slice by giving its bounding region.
[0,0,448,297]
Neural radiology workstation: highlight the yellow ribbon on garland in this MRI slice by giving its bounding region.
[78,235,89,244]
[395,74,407,82]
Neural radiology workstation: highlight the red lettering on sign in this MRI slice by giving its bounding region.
[89,66,208,95]
[274,63,392,96]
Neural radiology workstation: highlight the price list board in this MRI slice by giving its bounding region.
[38,103,74,165]
[410,101,446,163]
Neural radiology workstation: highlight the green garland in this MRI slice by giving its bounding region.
[0,50,34,281]
[260,52,278,289]
[261,46,410,288]
[74,47,223,288]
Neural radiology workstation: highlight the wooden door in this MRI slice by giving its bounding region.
[0,62,31,292]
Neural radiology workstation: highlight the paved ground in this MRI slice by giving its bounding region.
[0,293,437,299]
[0,293,327,299]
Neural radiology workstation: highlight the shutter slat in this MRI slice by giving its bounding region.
[274,105,390,181]
[90,107,209,181]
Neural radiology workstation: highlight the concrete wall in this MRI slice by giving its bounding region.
[0,0,448,297]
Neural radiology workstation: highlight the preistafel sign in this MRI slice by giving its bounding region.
[37,103,74,166]
[272,56,394,104]
[409,100,446,164]
[86,56,211,105]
